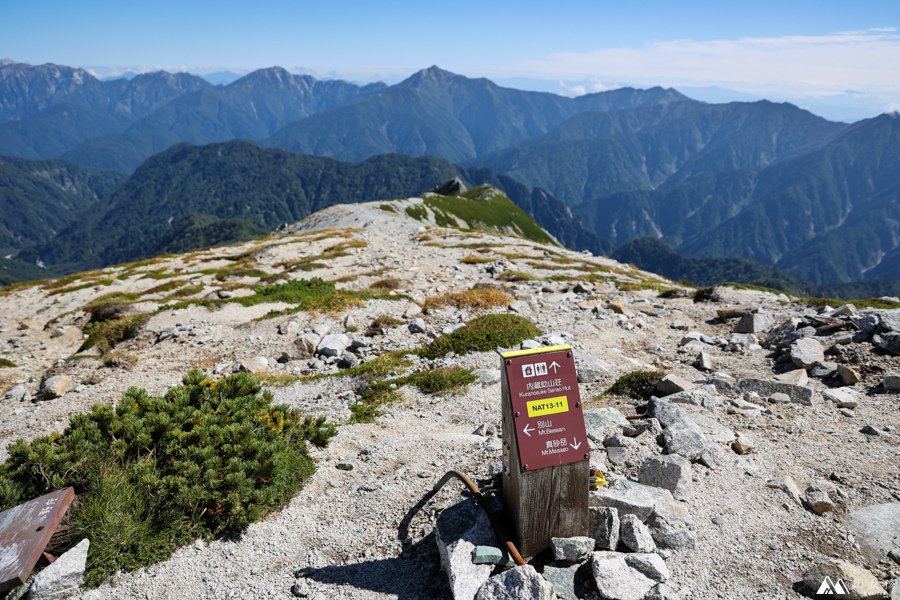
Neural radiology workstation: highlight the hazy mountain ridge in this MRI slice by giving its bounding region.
[0,61,211,121]
[268,66,688,162]
[2,61,900,289]
[0,62,385,170]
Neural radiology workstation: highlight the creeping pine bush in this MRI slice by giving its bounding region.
[419,314,542,359]
[0,371,336,587]
[605,370,664,399]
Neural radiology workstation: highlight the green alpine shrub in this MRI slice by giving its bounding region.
[0,371,335,587]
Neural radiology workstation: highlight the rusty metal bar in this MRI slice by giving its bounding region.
[432,470,527,566]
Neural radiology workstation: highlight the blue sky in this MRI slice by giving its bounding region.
[2,1,899,120]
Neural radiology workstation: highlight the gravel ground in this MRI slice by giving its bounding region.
[0,198,897,599]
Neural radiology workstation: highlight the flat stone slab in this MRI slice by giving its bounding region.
[590,479,673,522]
[847,502,900,559]
[689,413,735,444]
[738,378,816,406]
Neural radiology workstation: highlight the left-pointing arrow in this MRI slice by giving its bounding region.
[523,423,534,437]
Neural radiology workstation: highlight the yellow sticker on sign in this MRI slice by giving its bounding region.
[526,396,569,418]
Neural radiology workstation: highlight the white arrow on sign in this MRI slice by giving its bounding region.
[549,361,561,373]
[571,437,582,450]
[523,423,535,437]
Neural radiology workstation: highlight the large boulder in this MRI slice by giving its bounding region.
[647,497,696,551]
[551,536,594,564]
[873,309,900,332]
[662,388,719,409]
[875,332,900,355]
[436,500,497,600]
[655,375,696,396]
[645,397,692,428]
[293,333,321,358]
[737,379,816,406]
[734,311,775,333]
[542,561,594,600]
[590,479,665,522]
[661,421,715,461]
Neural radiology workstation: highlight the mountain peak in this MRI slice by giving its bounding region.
[230,67,308,89]
[404,65,459,86]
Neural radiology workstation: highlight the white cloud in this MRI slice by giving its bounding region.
[517,30,900,98]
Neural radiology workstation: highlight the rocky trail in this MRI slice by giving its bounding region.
[0,189,898,599]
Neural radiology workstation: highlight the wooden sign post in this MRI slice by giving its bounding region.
[499,344,589,556]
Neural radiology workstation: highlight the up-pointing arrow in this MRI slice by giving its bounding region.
[571,437,582,450]
[522,423,534,437]
[549,361,561,373]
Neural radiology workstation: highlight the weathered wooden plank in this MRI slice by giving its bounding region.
[0,487,75,592]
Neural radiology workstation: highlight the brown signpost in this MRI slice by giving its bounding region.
[0,487,75,592]
[500,344,589,556]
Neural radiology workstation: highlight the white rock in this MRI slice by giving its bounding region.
[592,551,657,600]
[624,553,670,583]
[316,333,351,357]
[767,475,803,506]
[655,375,696,396]
[551,536,594,564]
[639,455,692,500]
[620,514,656,552]
[28,538,89,600]
[774,369,809,386]
[823,388,858,408]
[789,338,825,369]
[474,565,553,600]
[590,506,620,551]
[238,356,269,374]
[436,500,496,600]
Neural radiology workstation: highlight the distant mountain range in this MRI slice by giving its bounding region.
[2,60,900,293]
